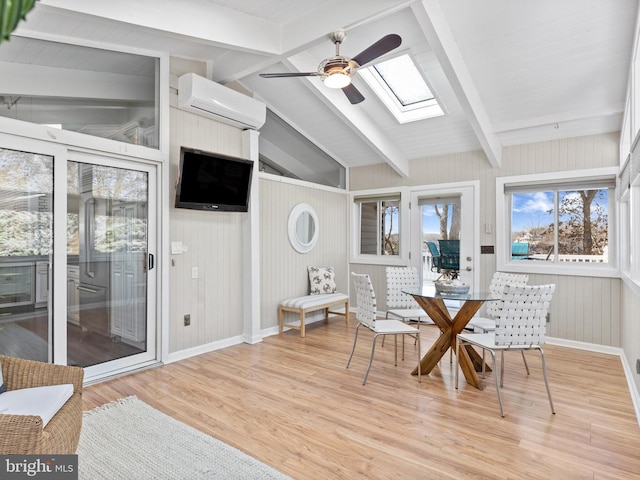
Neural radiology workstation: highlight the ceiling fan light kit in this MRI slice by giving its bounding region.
[259,30,401,104]
[324,71,351,89]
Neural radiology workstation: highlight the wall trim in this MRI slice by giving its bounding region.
[547,336,640,426]
[163,335,246,364]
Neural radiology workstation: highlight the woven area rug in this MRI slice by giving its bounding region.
[78,396,290,480]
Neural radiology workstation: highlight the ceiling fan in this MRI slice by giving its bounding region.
[259,30,402,105]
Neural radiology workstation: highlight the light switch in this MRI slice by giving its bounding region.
[171,241,183,254]
[191,267,198,279]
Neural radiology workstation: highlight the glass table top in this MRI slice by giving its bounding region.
[402,285,498,302]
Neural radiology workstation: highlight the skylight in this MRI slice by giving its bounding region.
[360,53,443,123]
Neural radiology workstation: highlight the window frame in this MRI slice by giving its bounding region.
[359,52,444,125]
[350,187,409,266]
[496,168,619,277]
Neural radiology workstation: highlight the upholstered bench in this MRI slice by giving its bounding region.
[278,293,349,337]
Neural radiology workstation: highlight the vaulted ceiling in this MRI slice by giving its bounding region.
[14,0,640,176]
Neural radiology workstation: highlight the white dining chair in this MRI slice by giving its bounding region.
[455,283,556,417]
[347,272,421,385]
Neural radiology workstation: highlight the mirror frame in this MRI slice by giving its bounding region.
[288,203,319,254]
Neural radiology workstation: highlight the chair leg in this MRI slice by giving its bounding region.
[455,336,460,389]
[492,349,505,417]
[417,332,421,383]
[363,333,380,385]
[538,347,556,414]
[521,350,530,375]
[346,323,361,369]
[500,350,505,388]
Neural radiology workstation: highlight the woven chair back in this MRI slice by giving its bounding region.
[494,283,555,346]
[385,267,421,310]
[485,272,530,319]
[351,272,377,329]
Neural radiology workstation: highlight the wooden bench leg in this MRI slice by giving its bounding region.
[300,310,306,338]
[278,307,284,334]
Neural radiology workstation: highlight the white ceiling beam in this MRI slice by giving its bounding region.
[286,52,410,178]
[493,105,625,134]
[38,0,282,55]
[281,0,414,53]
[412,0,502,168]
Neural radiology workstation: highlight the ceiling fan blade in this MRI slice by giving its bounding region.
[342,83,365,105]
[259,72,320,78]
[351,34,402,67]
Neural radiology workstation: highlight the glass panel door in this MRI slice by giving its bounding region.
[0,147,53,362]
[410,184,478,289]
[67,159,155,371]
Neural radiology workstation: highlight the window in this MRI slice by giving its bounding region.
[350,189,412,265]
[358,196,399,256]
[496,169,617,276]
[0,36,159,149]
[359,53,444,124]
[259,109,346,188]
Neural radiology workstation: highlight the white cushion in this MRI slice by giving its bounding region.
[0,384,74,427]
[281,293,348,310]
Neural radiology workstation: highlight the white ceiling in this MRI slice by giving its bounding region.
[13,0,639,175]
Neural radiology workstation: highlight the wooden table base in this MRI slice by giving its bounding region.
[409,295,490,389]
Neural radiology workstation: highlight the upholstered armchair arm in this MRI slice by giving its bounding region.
[0,355,84,394]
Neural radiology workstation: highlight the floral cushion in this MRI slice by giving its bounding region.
[308,266,337,295]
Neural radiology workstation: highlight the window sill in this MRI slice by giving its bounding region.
[350,254,407,267]
[497,260,619,278]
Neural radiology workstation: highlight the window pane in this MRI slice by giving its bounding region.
[360,202,378,255]
[511,189,609,264]
[0,37,159,149]
[381,200,399,256]
[511,192,555,261]
[373,54,433,106]
[558,189,608,261]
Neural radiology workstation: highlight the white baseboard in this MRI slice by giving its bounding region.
[547,336,640,427]
[163,334,245,364]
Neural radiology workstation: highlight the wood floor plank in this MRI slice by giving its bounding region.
[83,317,640,479]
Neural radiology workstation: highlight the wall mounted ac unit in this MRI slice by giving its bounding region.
[178,73,266,130]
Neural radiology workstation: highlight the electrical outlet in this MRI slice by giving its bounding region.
[184,314,190,326]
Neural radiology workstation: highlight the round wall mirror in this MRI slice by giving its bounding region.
[288,203,319,253]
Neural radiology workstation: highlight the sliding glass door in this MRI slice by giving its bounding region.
[0,146,54,362]
[0,136,158,379]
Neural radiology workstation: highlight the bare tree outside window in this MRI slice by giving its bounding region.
[510,188,608,263]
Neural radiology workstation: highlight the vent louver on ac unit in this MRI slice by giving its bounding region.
[177,73,266,130]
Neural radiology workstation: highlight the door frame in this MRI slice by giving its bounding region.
[409,181,480,289]
[67,149,159,380]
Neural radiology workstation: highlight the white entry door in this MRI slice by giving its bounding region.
[409,182,479,289]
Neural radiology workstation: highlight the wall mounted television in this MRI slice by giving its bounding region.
[175,147,254,212]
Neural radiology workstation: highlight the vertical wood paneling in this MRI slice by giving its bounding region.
[260,177,349,329]
[621,283,640,393]
[350,133,622,347]
[169,105,245,353]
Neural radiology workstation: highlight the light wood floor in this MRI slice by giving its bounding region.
[83,316,640,479]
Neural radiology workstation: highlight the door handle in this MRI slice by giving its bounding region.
[77,285,100,294]
[466,267,472,271]
[148,253,155,270]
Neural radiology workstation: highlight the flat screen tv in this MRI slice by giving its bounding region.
[175,147,254,212]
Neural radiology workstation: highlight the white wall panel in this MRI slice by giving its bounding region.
[350,133,622,346]
[168,106,245,353]
[260,177,348,329]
